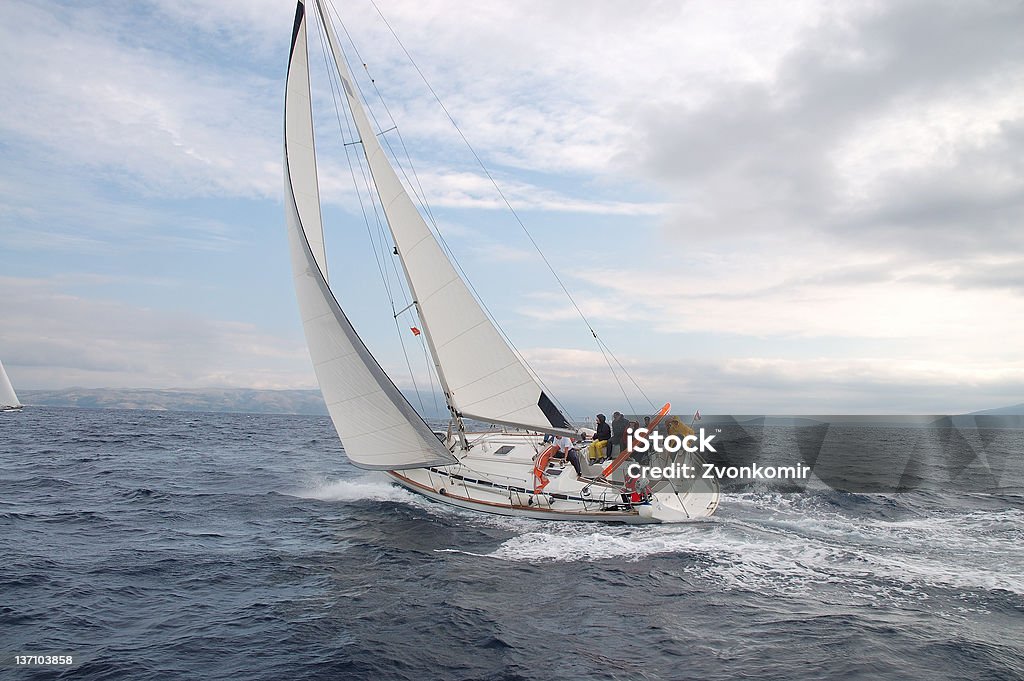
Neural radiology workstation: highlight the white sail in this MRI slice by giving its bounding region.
[285,0,457,470]
[0,360,21,409]
[312,1,573,436]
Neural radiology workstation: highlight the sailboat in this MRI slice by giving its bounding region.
[283,0,719,522]
[0,360,23,412]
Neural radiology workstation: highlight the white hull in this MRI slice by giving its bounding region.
[386,431,719,524]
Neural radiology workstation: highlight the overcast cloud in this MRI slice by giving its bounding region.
[1,0,1021,413]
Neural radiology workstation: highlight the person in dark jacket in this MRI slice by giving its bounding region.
[609,411,628,461]
[593,413,612,461]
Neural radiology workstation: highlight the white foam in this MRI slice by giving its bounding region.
[287,474,422,505]
[482,523,725,563]
[462,497,1024,599]
[289,477,1023,598]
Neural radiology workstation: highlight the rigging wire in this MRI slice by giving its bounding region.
[323,0,578,425]
[311,10,434,416]
[598,337,656,412]
[325,0,579,424]
[319,5,445,420]
[362,0,658,415]
[598,340,637,417]
[324,0,656,419]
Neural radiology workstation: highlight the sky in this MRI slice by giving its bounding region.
[1,0,1022,415]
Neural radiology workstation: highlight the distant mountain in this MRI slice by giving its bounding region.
[19,387,449,419]
[19,390,1024,422]
[19,388,328,416]
[969,403,1024,416]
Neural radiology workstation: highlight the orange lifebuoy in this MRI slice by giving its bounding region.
[533,444,559,494]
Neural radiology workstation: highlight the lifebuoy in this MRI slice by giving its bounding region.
[533,444,559,494]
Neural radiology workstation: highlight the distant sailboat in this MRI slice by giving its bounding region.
[283,0,718,522]
[0,360,22,412]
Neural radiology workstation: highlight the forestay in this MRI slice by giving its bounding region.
[312,0,573,436]
[284,0,457,470]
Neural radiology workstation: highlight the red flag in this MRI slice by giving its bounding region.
[410,327,421,336]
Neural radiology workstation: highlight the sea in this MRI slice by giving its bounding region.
[1,407,1021,680]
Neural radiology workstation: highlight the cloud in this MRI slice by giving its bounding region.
[493,0,1024,414]
[521,347,1024,414]
[562,247,1024,346]
[628,0,1024,260]
[401,168,667,215]
[319,0,834,175]
[0,163,244,255]
[0,2,283,199]
[2,0,1020,413]
[0,276,314,390]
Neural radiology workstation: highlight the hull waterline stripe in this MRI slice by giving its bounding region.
[388,467,643,513]
[389,471,639,516]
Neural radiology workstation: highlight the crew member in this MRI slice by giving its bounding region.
[591,414,611,462]
[609,411,628,460]
[553,433,582,476]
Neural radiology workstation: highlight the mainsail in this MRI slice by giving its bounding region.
[285,0,457,470]
[312,1,574,436]
[0,360,21,410]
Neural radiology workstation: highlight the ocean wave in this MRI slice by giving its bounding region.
[455,493,1024,599]
[284,475,424,505]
